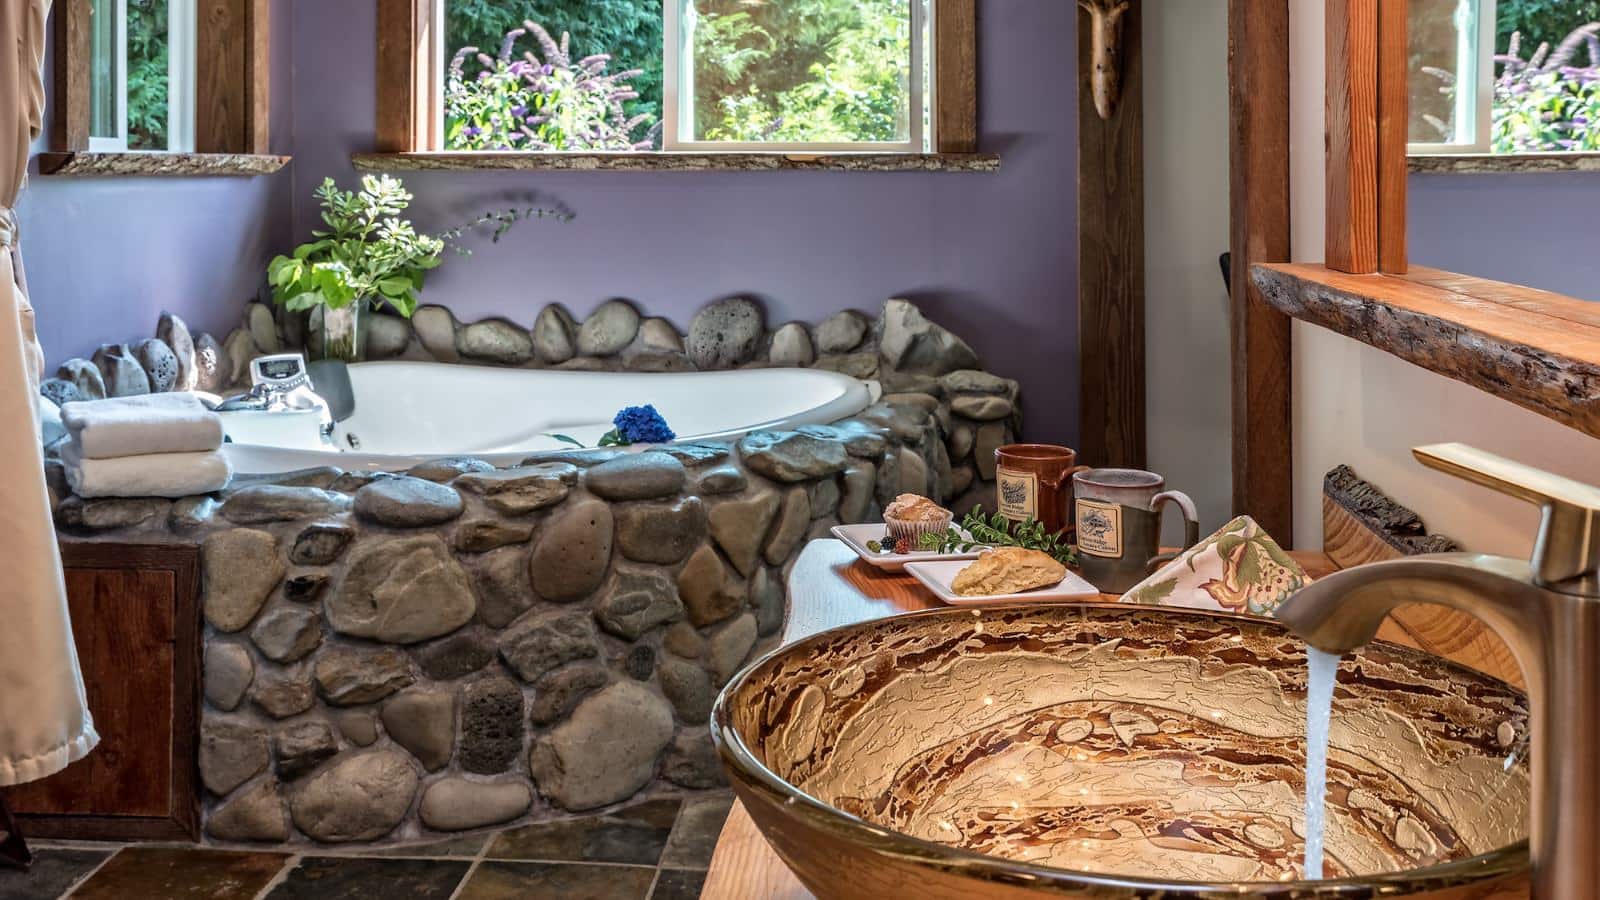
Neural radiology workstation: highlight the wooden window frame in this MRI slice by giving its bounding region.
[368,0,987,170]
[40,0,288,177]
[1230,2,1600,536]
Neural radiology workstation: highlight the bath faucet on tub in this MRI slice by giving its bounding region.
[1276,443,1600,899]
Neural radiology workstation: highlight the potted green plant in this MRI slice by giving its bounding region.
[267,175,445,362]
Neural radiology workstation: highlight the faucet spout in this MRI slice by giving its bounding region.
[1276,550,1600,899]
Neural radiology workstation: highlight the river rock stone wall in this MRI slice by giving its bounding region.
[44,296,1022,847]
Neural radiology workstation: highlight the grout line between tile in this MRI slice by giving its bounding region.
[57,846,124,900]
[250,852,303,900]
[445,830,496,900]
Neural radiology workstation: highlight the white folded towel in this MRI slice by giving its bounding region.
[61,442,232,499]
[60,393,224,459]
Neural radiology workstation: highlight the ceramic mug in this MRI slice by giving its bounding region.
[1072,468,1201,593]
[994,444,1092,537]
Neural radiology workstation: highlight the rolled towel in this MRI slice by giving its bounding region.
[61,441,232,499]
[60,393,224,459]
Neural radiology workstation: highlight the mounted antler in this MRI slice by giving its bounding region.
[1079,0,1131,120]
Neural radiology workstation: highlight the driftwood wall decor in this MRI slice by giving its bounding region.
[1079,0,1130,119]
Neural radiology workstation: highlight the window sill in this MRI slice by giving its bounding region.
[1253,263,1600,440]
[349,151,1001,174]
[37,152,291,177]
[1408,152,1600,175]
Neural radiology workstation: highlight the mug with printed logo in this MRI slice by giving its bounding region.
[994,444,1092,537]
[1072,468,1201,593]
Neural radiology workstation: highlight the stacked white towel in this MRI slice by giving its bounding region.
[59,394,231,498]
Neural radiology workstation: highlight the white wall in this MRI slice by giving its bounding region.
[1143,0,1232,543]
[1286,0,1600,557]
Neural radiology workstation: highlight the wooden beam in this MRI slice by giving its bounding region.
[196,0,270,154]
[1376,0,1407,274]
[50,0,91,152]
[934,0,978,153]
[1227,0,1293,542]
[1325,0,1379,273]
[376,0,442,153]
[1077,0,1144,469]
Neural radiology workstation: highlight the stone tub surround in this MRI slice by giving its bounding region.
[47,399,1018,848]
[40,294,1021,847]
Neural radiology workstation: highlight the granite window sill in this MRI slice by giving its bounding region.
[37,152,291,177]
[1408,152,1600,175]
[350,151,1001,174]
[1252,263,1600,441]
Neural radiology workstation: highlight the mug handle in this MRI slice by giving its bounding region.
[1046,463,1094,490]
[1144,490,1201,571]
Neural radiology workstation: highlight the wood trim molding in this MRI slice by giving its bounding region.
[1255,262,1600,441]
[352,151,998,173]
[934,0,978,153]
[1324,0,1379,274]
[1227,0,1293,541]
[1409,152,1600,174]
[50,0,91,152]
[376,0,444,153]
[1077,0,1144,468]
[1375,0,1407,274]
[196,0,271,154]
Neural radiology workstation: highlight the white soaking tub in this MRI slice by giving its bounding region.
[219,361,875,474]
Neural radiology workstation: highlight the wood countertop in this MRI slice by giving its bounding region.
[700,540,1339,900]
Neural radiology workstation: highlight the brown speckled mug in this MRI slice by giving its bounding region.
[994,444,1092,537]
[1072,468,1200,593]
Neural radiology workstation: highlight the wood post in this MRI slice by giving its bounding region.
[1228,0,1294,541]
[1077,0,1145,469]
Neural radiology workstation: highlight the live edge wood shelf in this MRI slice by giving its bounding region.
[1253,263,1600,442]
[7,542,202,841]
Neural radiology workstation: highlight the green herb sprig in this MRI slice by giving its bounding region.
[917,507,1079,567]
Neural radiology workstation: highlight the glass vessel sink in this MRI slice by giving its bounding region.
[712,605,1530,899]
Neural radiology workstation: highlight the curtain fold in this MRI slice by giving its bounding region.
[0,0,99,788]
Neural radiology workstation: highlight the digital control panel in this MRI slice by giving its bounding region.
[250,353,311,392]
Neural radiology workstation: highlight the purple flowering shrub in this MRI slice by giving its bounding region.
[1493,25,1600,152]
[445,21,659,151]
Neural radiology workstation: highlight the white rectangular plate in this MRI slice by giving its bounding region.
[830,523,986,572]
[903,559,1101,606]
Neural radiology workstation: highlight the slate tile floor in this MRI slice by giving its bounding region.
[0,792,732,900]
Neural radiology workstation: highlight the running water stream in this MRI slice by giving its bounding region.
[1302,647,1341,879]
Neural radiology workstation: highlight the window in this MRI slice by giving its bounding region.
[1409,0,1600,155]
[47,0,276,174]
[379,0,975,158]
[88,0,196,153]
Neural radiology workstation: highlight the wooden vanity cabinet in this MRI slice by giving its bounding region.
[7,542,202,841]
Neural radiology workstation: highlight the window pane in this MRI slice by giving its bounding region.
[1493,4,1600,153]
[1409,0,1480,144]
[443,1,663,151]
[128,0,170,150]
[686,0,912,143]
[90,0,120,139]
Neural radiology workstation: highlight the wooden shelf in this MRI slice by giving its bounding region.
[1253,263,1600,441]
[38,152,289,177]
[350,151,1001,174]
[1409,152,1600,175]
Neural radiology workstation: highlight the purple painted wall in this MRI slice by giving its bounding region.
[289,0,1081,442]
[20,3,296,369]
[1409,173,1600,301]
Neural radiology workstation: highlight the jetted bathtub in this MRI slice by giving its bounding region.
[219,361,876,474]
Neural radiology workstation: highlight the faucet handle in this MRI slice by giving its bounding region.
[1414,442,1600,596]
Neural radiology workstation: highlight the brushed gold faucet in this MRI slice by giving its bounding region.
[1276,443,1600,899]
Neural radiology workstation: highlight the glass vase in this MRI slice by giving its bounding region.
[321,303,362,363]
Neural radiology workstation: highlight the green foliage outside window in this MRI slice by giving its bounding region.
[128,0,169,149]
[1498,0,1600,56]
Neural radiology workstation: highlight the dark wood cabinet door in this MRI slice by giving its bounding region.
[8,543,201,841]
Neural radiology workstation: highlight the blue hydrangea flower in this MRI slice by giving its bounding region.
[612,405,675,444]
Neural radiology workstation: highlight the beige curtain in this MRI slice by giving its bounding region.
[0,0,99,788]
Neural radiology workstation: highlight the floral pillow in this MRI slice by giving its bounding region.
[1119,516,1308,618]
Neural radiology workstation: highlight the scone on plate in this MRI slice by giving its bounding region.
[951,547,1067,597]
[882,493,953,546]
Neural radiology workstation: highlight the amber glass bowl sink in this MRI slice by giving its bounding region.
[712,605,1530,899]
